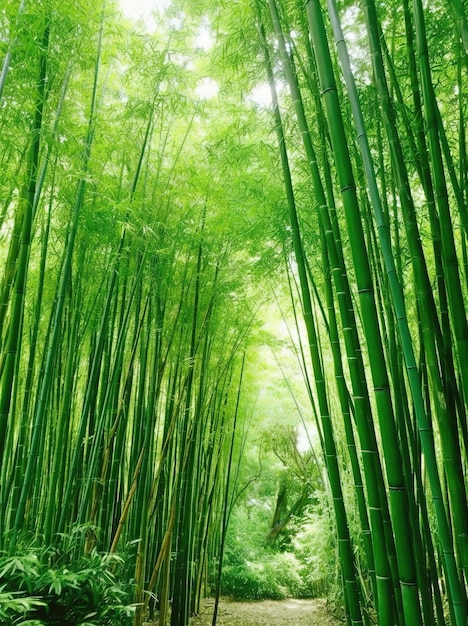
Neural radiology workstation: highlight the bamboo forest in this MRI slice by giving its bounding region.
[1,0,468,624]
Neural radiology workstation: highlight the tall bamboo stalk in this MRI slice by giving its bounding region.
[259,12,365,623]
[0,22,49,541]
[325,0,467,622]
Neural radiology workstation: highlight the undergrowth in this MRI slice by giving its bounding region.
[0,529,135,626]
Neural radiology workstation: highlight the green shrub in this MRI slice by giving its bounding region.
[221,561,285,600]
[264,553,305,598]
[220,552,315,601]
[0,587,47,626]
[0,540,135,626]
[291,506,336,599]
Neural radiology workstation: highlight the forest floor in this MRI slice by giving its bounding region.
[183,597,342,625]
[144,597,342,625]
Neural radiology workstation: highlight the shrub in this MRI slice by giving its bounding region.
[0,587,47,626]
[220,562,284,600]
[291,506,336,599]
[220,554,307,601]
[0,540,135,626]
[264,553,305,598]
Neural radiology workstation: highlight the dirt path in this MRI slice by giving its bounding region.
[188,598,341,625]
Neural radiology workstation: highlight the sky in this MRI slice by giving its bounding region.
[120,0,170,20]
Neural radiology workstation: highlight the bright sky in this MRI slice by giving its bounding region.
[120,0,170,20]
[195,77,219,100]
[120,0,212,52]
[249,83,272,108]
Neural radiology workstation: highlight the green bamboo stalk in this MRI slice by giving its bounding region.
[211,369,240,626]
[361,0,468,601]
[265,2,403,621]
[446,0,468,57]
[171,230,205,626]
[43,298,81,543]
[0,19,49,494]
[0,0,27,101]
[305,2,423,623]
[318,219,376,613]
[191,354,232,617]
[58,236,129,534]
[0,201,24,350]
[325,1,467,622]
[260,12,364,623]
[3,175,54,537]
[144,275,192,620]
[100,289,148,538]
[77,255,147,528]
[400,0,468,474]
[132,303,157,626]
[11,7,105,542]
[412,0,468,582]
[0,145,27,233]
